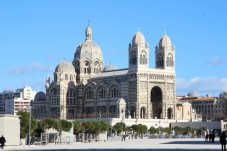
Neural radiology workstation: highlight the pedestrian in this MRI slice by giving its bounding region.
[220,131,227,151]
[211,132,215,143]
[209,133,212,142]
[205,133,209,142]
[0,135,6,149]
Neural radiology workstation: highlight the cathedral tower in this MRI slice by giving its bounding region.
[128,31,149,71]
[155,33,175,70]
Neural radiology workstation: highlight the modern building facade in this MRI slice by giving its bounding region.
[32,24,177,120]
[0,86,36,114]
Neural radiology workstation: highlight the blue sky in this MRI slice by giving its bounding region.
[0,0,227,96]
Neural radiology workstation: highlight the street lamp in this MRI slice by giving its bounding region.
[58,105,63,144]
[28,103,32,146]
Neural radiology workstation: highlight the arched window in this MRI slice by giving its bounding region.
[84,61,90,74]
[167,53,173,67]
[130,52,137,65]
[94,61,100,74]
[86,89,93,99]
[98,88,106,98]
[70,74,73,81]
[140,51,147,65]
[65,74,68,80]
[110,87,119,97]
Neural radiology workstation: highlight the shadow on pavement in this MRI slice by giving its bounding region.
[162,140,219,145]
[9,149,220,151]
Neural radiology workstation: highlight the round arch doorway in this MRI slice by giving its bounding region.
[151,86,162,119]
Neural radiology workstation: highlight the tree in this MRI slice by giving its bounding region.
[17,111,37,138]
[73,120,83,135]
[40,118,58,131]
[163,127,172,134]
[148,126,158,134]
[59,119,72,132]
[137,124,147,138]
[113,122,126,134]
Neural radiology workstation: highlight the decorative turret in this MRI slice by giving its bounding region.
[128,30,149,71]
[155,33,175,70]
[45,76,50,89]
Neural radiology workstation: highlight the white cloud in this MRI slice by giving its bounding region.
[176,77,227,96]
[207,57,223,66]
[9,62,54,75]
[45,53,58,59]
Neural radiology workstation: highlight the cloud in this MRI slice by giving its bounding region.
[45,53,58,59]
[176,77,227,96]
[207,57,223,66]
[9,62,54,75]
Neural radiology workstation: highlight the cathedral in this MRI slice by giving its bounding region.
[32,24,176,120]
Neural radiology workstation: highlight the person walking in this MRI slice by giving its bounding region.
[205,133,209,142]
[220,131,227,151]
[211,132,215,143]
[0,135,6,149]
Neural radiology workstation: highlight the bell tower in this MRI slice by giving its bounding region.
[128,31,149,71]
[155,33,175,70]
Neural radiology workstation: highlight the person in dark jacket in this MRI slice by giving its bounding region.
[220,131,227,151]
[0,135,6,149]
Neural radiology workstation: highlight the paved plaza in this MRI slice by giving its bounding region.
[3,138,222,151]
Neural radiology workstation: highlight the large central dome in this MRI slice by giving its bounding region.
[74,24,103,60]
[73,24,104,83]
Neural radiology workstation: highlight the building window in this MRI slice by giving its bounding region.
[98,89,105,98]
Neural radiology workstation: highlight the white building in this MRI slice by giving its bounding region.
[5,98,30,115]
[0,86,36,114]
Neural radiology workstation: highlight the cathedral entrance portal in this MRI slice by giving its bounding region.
[151,86,162,119]
[140,107,146,119]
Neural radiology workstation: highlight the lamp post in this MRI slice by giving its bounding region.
[28,103,32,147]
[58,105,63,144]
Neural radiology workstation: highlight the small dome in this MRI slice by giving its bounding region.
[117,98,126,105]
[132,31,145,45]
[34,91,46,101]
[187,92,199,97]
[55,60,75,74]
[159,34,172,47]
[103,62,118,71]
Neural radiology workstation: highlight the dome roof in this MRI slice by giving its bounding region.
[159,33,172,47]
[34,91,46,101]
[132,31,145,45]
[74,25,103,62]
[55,59,75,73]
[74,41,103,60]
[187,92,200,97]
[103,62,118,71]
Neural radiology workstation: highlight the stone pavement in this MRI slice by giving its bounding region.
[3,138,221,151]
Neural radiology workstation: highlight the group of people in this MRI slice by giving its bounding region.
[0,135,6,149]
[205,132,215,143]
